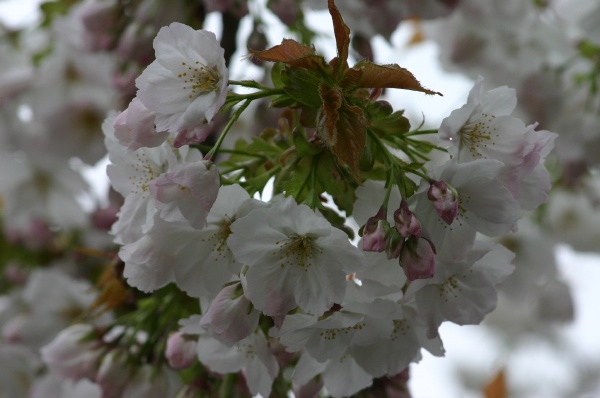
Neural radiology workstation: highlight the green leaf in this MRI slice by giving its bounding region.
[274,157,313,203]
[293,126,322,157]
[282,67,323,109]
[315,154,357,214]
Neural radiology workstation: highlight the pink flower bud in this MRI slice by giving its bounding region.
[165,332,196,370]
[400,237,436,281]
[362,217,390,252]
[199,283,260,345]
[393,201,421,238]
[427,180,458,225]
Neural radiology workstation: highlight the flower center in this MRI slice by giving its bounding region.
[178,61,219,100]
[273,236,321,271]
[459,112,498,158]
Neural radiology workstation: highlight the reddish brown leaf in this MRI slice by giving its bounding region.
[250,39,314,64]
[484,370,507,398]
[328,0,350,74]
[353,62,443,96]
[317,83,367,180]
[333,102,367,180]
[317,83,342,147]
[250,39,331,72]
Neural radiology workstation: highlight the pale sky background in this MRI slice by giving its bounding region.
[1,1,600,397]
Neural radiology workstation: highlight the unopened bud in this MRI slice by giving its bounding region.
[427,180,458,225]
[393,201,421,238]
[165,332,196,370]
[362,217,390,252]
[400,236,436,281]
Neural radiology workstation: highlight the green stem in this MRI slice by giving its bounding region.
[194,144,269,159]
[225,87,286,106]
[228,79,272,90]
[367,129,398,167]
[380,169,395,215]
[406,129,439,136]
[220,373,236,398]
[205,100,251,161]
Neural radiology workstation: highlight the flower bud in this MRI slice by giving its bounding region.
[40,324,101,381]
[393,201,421,238]
[199,283,260,345]
[427,180,458,225]
[385,228,403,260]
[362,218,390,252]
[165,332,197,370]
[96,350,130,398]
[361,207,390,252]
[400,237,436,281]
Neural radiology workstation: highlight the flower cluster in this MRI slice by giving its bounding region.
[0,0,594,396]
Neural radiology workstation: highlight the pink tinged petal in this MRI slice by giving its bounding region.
[113,97,168,151]
[174,125,213,147]
[165,332,196,369]
[400,237,436,281]
[393,200,421,238]
[427,180,458,225]
[199,283,260,345]
[150,160,220,229]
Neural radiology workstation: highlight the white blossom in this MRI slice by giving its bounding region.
[228,196,366,316]
[136,22,228,133]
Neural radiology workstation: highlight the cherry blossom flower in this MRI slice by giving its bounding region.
[121,184,263,298]
[439,76,528,166]
[136,22,228,133]
[103,113,202,244]
[228,196,366,316]
[403,240,515,337]
[414,159,521,261]
[196,331,278,397]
